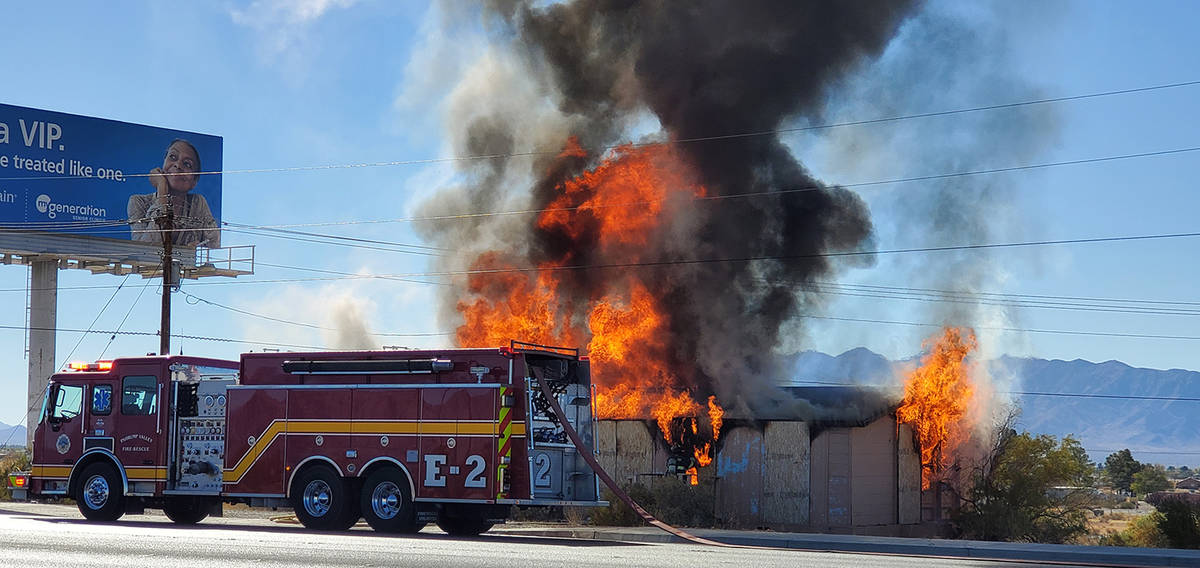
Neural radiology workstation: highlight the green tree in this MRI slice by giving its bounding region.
[1132,465,1172,497]
[1154,499,1200,549]
[956,431,1096,543]
[1105,449,1142,493]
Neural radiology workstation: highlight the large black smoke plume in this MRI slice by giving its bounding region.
[414,0,921,418]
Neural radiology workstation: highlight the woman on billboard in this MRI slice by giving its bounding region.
[128,139,220,248]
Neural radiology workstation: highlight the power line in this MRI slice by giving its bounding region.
[791,380,1200,402]
[13,262,1200,322]
[804,283,1200,317]
[192,228,1200,280]
[813,281,1200,309]
[5,227,1199,293]
[222,227,441,257]
[224,223,446,252]
[797,313,1200,341]
[1088,449,1200,457]
[4,78,1199,184]
[253,261,450,286]
[0,322,328,350]
[4,142,1199,249]
[218,144,1200,230]
[61,274,130,363]
[100,275,156,358]
[179,290,452,337]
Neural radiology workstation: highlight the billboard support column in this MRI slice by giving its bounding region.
[27,259,57,450]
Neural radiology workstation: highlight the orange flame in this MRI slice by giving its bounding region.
[708,395,724,441]
[896,327,979,490]
[684,466,699,486]
[457,139,724,473]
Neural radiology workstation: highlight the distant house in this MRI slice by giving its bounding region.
[1176,476,1200,491]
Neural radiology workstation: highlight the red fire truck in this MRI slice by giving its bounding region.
[24,342,602,534]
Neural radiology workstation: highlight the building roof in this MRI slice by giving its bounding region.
[719,385,900,426]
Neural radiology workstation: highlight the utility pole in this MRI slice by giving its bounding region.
[159,198,173,356]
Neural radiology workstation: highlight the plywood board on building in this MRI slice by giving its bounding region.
[810,429,829,526]
[826,429,852,527]
[851,416,897,526]
[763,421,809,526]
[715,426,764,528]
[613,420,656,485]
[898,422,921,524]
[595,420,617,478]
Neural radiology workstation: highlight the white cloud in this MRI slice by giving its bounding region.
[230,0,357,56]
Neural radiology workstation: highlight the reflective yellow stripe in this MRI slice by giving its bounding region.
[223,419,523,484]
[125,467,168,481]
[31,465,72,478]
[33,464,168,482]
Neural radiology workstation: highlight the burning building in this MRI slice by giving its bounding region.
[595,327,987,532]
[419,0,923,474]
[410,0,1006,532]
[595,388,924,531]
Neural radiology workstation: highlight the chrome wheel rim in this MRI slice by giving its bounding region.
[302,479,333,517]
[370,481,402,520]
[83,474,110,510]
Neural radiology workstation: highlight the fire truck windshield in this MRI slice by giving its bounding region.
[51,384,83,420]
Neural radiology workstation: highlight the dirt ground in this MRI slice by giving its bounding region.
[1082,501,1156,543]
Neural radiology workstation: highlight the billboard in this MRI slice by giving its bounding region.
[0,104,221,248]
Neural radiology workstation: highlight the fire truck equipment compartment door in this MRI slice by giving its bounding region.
[525,356,599,503]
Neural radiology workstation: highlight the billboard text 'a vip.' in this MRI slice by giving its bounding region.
[0,104,221,248]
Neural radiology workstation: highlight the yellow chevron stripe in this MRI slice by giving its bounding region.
[223,419,525,484]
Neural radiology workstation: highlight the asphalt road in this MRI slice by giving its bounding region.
[0,504,1097,568]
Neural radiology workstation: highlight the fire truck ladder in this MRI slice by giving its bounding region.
[532,369,737,548]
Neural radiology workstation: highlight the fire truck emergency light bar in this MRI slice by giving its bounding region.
[66,361,113,371]
[280,359,454,375]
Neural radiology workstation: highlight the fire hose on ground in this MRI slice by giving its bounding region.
[534,375,739,548]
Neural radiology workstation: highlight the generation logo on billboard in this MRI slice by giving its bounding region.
[0,104,222,248]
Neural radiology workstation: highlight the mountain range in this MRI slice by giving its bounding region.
[0,422,27,448]
[790,348,1200,467]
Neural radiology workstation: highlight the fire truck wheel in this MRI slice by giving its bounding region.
[292,465,358,531]
[163,496,210,525]
[435,514,494,537]
[75,463,125,522]
[359,467,417,533]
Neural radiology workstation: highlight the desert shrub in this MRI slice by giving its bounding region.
[591,483,654,526]
[591,476,716,528]
[1100,512,1168,548]
[0,449,32,501]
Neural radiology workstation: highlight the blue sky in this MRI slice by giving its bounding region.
[2,0,1199,459]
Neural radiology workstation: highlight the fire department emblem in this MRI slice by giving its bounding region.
[55,434,71,454]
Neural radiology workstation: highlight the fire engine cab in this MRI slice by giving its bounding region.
[27,342,602,534]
